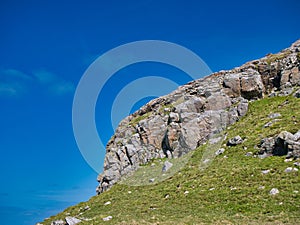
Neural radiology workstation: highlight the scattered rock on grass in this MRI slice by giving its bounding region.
[268,113,281,119]
[294,162,300,167]
[245,152,253,157]
[65,216,81,225]
[215,148,225,155]
[227,135,243,146]
[261,169,270,175]
[294,89,300,98]
[162,161,173,172]
[269,188,279,195]
[103,216,113,221]
[284,167,298,173]
[149,178,155,183]
[51,220,65,225]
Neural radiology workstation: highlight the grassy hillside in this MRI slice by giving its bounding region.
[43,94,300,224]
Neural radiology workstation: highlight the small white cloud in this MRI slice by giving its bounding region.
[0,69,31,97]
[33,69,75,95]
[1,69,32,81]
[33,70,57,84]
[0,68,75,97]
[50,81,75,95]
[0,84,18,96]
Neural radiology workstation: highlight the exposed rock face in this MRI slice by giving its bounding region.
[96,39,300,194]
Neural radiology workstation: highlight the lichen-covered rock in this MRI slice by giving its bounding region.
[96,39,300,194]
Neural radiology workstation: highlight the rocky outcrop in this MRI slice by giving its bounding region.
[259,130,300,159]
[96,39,300,194]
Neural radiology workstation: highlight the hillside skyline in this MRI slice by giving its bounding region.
[0,0,299,224]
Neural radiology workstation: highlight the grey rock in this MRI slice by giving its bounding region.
[51,220,65,225]
[261,169,270,175]
[149,178,155,183]
[240,74,264,99]
[294,89,300,98]
[162,161,173,172]
[65,217,81,225]
[169,112,180,123]
[103,216,113,221]
[294,162,300,167]
[215,148,225,156]
[223,73,241,97]
[258,130,300,159]
[227,135,243,146]
[284,158,293,162]
[284,167,298,173]
[294,130,300,140]
[279,87,293,96]
[237,99,249,117]
[268,92,277,97]
[269,188,279,195]
[258,153,269,159]
[206,92,231,110]
[263,121,273,128]
[268,113,281,119]
[245,152,253,157]
[259,137,275,154]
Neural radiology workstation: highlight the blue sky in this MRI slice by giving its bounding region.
[0,0,299,224]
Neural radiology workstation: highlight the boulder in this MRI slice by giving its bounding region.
[268,113,281,119]
[258,130,300,158]
[223,73,241,97]
[227,136,243,146]
[65,217,81,225]
[269,188,279,195]
[215,148,225,156]
[51,220,65,225]
[294,89,300,98]
[162,161,173,172]
[240,74,264,99]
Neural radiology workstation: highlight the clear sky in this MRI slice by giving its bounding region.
[0,0,299,224]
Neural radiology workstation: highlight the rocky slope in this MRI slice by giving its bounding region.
[97,39,300,194]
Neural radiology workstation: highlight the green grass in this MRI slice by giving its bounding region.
[42,95,300,224]
[158,103,175,115]
[265,50,292,65]
[129,112,151,126]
